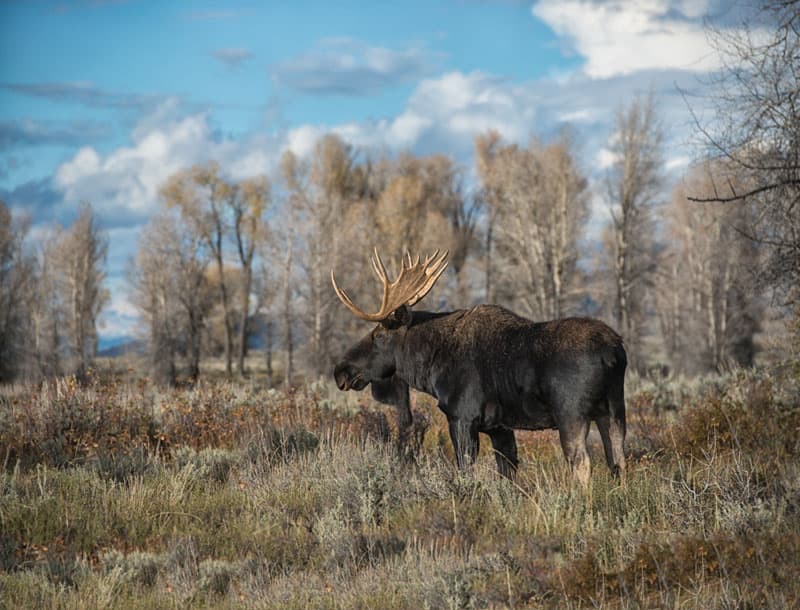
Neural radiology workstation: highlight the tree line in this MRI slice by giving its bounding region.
[0,202,108,382]
[1,0,797,385]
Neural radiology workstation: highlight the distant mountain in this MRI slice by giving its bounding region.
[97,336,145,358]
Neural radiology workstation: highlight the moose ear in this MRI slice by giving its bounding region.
[383,304,412,329]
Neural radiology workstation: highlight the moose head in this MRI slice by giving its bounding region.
[331,248,448,392]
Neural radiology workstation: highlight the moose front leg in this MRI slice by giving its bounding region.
[489,428,518,479]
[447,415,479,470]
[371,376,412,455]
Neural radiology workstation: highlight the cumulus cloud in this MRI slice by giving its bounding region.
[532,0,720,78]
[285,66,703,171]
[51,99,280,227]
[285,71,542,160]
[273,38,443,96]
[396,71,538,149]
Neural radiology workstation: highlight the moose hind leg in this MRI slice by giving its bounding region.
[558,416,591,485]
[489,428,518,479]
[597,412,626,480]
[448,416,479,470]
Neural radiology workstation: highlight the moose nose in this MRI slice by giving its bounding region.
[333,363,350,391]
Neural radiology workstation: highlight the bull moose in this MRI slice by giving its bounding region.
[331,249,626,483]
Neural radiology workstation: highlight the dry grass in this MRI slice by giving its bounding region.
[1,364,799,608]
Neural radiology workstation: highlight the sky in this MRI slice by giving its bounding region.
[0,0,747,345]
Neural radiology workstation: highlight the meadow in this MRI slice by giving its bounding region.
[1,362,799,609]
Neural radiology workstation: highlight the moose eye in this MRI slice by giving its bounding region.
[372,327,390,344]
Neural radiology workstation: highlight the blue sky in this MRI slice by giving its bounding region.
[1,0,741,342]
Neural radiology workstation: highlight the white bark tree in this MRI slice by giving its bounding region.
[603,93,663,372]
[52,203,109,381]
[657,162,762,373]
[475,131,589,320]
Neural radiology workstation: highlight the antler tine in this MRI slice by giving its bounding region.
[423,250,439,266]
[371,248,392,315]
[408,249,449,307]
[332,249,449,322]
[371,247,388,282]
[331,270,374,320]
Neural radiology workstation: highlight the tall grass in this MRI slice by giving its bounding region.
[1,365,798,608]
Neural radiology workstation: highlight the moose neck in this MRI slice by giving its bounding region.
[393,309,464,397]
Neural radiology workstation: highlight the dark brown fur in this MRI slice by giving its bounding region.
[334,304,627,481]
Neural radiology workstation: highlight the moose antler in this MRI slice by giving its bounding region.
[331,248,449,322]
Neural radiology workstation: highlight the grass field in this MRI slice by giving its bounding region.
[1,364,799,609]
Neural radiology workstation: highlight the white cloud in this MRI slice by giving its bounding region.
[665,155,691,171]
[287,71,541,159]
[388,112,432,148]
[273,38,443,96]
[55,146,100,186]
[286,124,328,158]
[532,0,720,79]
[280,66,711,187]
[410,71,535,144]
[596,148,618,170]
[53,99,280,223]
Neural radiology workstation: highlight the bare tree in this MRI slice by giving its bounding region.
[475,131,589,320]
[231,176,270,376]
[657,162,762,373]
[174,227,213,382]
[282,136,361,377]
[474,130,506,303]
[603,93,663,371]
[689,0,799,307]
[281,223,296,389]
[417,155,480,306]
[29,229,64,379]
[130,219,181,386]
[278,152,301,387]
[254,260,277,384]
[161,162,237,377]
[130,211,213,385]
[52,203,109,381]
[0,202,35,381]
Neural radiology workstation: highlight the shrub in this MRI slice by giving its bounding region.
[173,447,240,484]
[669,370,800,460]
[198,559,238,596]
[101,549,164,588]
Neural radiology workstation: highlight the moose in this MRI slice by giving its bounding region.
[331,249,626,483]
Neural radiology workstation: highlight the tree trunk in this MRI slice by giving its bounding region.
[265,320,274,384]
[237,265,252,377]
[283,226,295,389]
[214,246,234,378]
[485,216,494,303]
[187,310,201,383]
